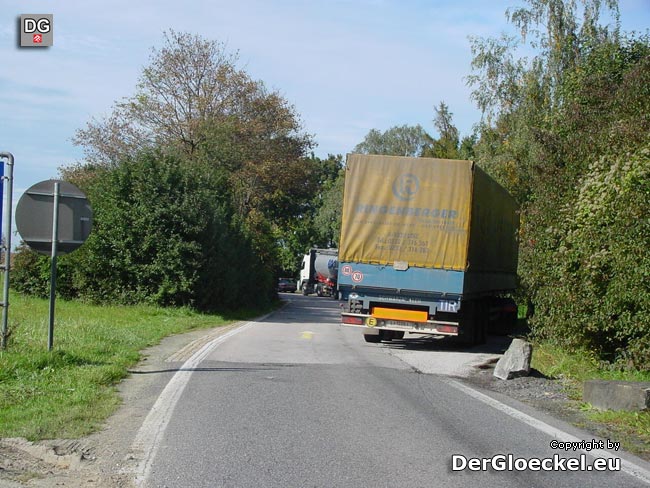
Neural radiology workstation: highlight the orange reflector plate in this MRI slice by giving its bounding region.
[372,307,427,323]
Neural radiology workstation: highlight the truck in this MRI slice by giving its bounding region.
[338,154,519,345]
[299,248,339,297]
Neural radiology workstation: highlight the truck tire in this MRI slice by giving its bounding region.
[457,300,486,346]
[473,320,486,345]
[457,301,474,346]
[364,334,381,343]
[476,299,488,344]
[301,282,309,296]
[487,297,517,335]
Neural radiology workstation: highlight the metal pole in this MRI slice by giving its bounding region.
[0,152,13,350]
[48,182,60,351]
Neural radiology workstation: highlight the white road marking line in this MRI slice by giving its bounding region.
[129,318,262,486]
[448,379,650,484]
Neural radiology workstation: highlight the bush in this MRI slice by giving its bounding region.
[532,145,650,368]
[483,37,650,369]
[12,244,79,300]
[13,150,274,312]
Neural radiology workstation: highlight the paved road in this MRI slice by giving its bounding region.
[143,294,650,487]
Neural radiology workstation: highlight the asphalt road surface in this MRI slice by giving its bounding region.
[142,294,650,488]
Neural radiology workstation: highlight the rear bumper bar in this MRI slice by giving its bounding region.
[341,312,459,336]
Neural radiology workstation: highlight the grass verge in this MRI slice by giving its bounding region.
[0,291,270,441]
[532,342,650,455]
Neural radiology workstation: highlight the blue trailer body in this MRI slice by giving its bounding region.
[338,262,464,297]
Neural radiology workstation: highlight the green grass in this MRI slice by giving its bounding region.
[0,291,268,441]
[532,342,650,455]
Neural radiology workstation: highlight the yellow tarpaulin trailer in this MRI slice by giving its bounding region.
[341,154,471,270]
[339,154,518,275]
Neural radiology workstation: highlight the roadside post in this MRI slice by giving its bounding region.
[16,180,92,351]
[48,182,60,351]
[0,152,14,350]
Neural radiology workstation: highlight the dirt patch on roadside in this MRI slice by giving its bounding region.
[0,437,130,487]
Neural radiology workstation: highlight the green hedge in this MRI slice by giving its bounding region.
[12,151,273,311]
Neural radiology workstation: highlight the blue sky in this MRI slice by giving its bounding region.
[0,0,649,231]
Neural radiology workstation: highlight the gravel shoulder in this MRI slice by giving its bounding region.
[463,353,650,463]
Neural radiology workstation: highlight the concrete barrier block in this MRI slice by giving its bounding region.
[583,380,650,411]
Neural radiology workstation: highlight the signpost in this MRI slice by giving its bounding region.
[0,153,14,350]
[0,163,4,238]
[16,179,92,350]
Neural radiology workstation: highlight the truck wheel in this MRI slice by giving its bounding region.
[474,321,486,345]
[364,334,381,343]
[301,283,308,296]
[487,298,517,335]
[393,331,405,340]
[458,300,485,346]
[474,299,488,345]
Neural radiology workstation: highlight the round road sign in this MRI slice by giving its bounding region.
[16,179,93,255]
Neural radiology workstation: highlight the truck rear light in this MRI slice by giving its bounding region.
[437,325,458,334]
[342,316,364,325]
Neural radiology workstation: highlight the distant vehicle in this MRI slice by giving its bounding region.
[277,278,297,293]
[338,154,520,345]
[299,248,338,297]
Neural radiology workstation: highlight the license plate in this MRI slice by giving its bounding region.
[384,320,413,328]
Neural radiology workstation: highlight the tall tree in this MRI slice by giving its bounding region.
[467,0,650,367]
[69,30,317,278]
[51,31,324,306]
[353,124,430,157]
[313,167,345,247]
[73,30,312,168]
[508,0,619,101]
[422,101,462,159]
[433,102,459,146]
[271,154,344,275]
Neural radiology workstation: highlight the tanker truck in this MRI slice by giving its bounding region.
[299,248,338,297]
[338,154,519,345]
